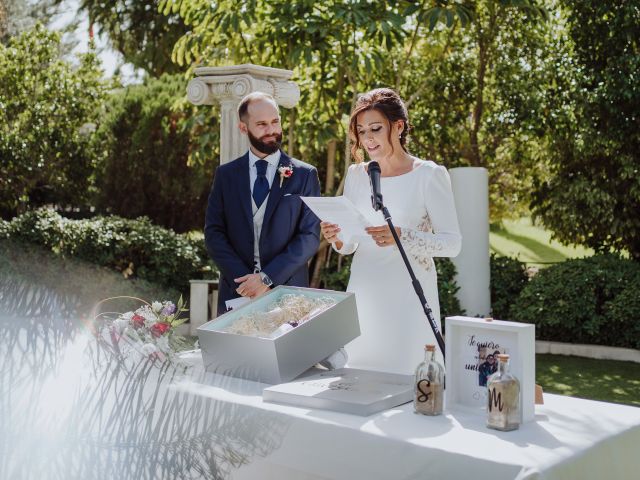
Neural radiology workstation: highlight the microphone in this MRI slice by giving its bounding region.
[368,161,384,211]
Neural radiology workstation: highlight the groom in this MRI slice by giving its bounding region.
[205,92,321,315]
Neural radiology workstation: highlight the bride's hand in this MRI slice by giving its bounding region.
[366,225,402,247]
[320,222,343,249]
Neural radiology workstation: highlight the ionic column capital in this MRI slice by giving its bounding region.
[187,64,300,108]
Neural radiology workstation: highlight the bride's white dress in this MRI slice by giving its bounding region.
[335,160,461,375]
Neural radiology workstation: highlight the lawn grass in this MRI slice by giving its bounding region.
[536,354,640,407]
[490,217,594,266]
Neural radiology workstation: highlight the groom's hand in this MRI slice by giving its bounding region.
[234,273,269,298]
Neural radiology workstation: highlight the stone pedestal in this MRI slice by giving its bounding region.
[449,167,491,317]
[187,64,300,164]
[189,280,219,335]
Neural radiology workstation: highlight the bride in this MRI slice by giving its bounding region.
[321,88,461,375]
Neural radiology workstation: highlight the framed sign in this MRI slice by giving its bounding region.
[444,316,536,423]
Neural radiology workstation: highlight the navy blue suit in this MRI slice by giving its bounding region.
[205,151,321,315]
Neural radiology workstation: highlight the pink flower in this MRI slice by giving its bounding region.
[132,314,145,329]
[151,322,171,337]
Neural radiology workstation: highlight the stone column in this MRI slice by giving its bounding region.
[187,63,301,164]
[449,167,491,317]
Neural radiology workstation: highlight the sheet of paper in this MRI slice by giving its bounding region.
[225,296,251,311]
[302,196,374,245]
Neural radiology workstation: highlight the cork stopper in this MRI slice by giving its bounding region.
[484,317,494,322]
[425,344,436,352]
[496,353,510,361]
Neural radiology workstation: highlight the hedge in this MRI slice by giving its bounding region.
[512,254,640,349]
[490,253,529,320]
[4,209,215,293]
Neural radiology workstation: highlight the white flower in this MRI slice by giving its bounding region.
[113,318,129,334]
[152,301,163,313]
[140,307,157,323]
[122,311,134,320]
[156,335,170,353]
[142,343,158,355]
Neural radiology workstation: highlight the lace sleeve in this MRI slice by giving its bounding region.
[399,165,461,269]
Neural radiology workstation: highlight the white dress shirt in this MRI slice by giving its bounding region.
[249,149,280,192]
[248,149,281,271]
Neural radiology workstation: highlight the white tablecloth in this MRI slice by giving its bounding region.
[172,361,640,480]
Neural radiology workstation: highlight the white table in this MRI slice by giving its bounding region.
[173,359,640,480]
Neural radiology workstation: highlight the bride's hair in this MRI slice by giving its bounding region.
[348,88,412,162]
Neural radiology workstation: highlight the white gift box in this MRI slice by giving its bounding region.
[444,316,536,423]
[263,368,414,416]
[197,286,360,384]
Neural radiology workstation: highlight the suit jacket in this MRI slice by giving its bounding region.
[205,150,321,315]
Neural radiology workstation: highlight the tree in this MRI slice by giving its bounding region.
[532,0,640,259]
[1,0,60,43]
[160,0,550,285]
[374,1,550,219]
[94,74,219,232]
[0,24,105,218]
[71,0,188,76]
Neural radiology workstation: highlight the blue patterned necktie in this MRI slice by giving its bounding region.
[253,159,269,208]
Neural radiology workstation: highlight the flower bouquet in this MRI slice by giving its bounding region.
[94,296,191,364]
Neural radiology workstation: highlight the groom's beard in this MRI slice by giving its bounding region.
[248,130,282,156]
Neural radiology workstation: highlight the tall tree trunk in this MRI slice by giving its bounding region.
[469,5,499,168]
[310,241,329,288]
[325,139,337,193]
[470,38,487,168]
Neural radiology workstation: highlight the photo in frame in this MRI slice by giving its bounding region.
[444,316,536,423]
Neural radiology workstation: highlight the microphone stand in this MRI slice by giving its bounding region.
[379,203,446,360]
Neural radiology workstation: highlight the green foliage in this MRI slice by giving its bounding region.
[532,0,640,259]
[0,24,106,217]
[94,74,218,232]
[5,209,216,293]
[603,285,640,351]
[1,0,59,43]
[71,1,187,76]
[512,255,640,349]
[0,218,9,239]
[159,0,548,222]
[490,253,528,319]
[319,252,463,322]
[435,257,464,321]
[396,1,552,220]
[320,251,352,293]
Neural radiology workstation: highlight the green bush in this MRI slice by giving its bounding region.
[93,74,219,233]
[604,284,640,349]
[435,257,464,322]
[0,24,105,218]
[511,254,640,348]
[490,253,529,319]
[320,252,463,322]
[0,219,9,239]
[6,209,216,293]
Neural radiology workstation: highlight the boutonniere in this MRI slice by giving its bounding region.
[278,165,293,187]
